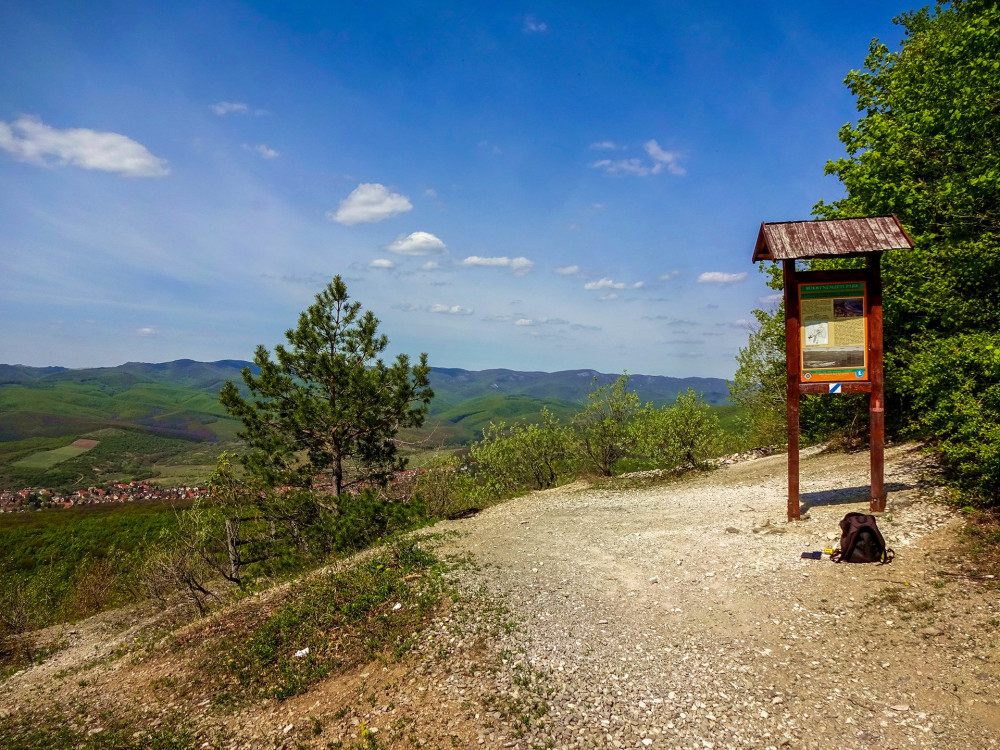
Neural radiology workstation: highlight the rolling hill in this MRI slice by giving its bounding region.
[0,360,730,487]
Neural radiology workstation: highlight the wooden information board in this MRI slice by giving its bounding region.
[799,280,868,383]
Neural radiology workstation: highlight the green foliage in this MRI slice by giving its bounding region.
[573,375,644,476]
[815,1,1000,243]
[472,408,574,496]
[412,453,480,518]
[728,301,787,448]
[331,490,428,554]
[732,1,1000,503]
[0,500,183,671]
[210,543,443,703]
[896,333,1000,501]
[638,389,724,470]
[220,276,433,494]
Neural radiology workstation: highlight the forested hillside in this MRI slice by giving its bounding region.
[0,359,730,488]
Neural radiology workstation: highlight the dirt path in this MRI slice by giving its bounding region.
[2,444,999,749]
[421,443,1000,749]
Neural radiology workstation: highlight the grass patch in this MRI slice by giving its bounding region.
[0,707,197,750]
[960,508,1000,576]
[13,440,99,470]
[207,541,447,704]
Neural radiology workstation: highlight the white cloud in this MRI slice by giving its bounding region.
[660,270,680,280]
[420,261,441,271]
[599,293,618,301]
[759,293,783,306]
[584,277,626,290]
[369,258,395,269]
[386,231,447,255]
[252,143,279,159]
[510,257,534,274]
[514,318,534,326]
[697,271,747,285]
[589,141,621,150]
[590,158,654,177]
[555,265,580,276]
[424,188,438,198]
[461,256,535,275]
[644,140,685,176]
[210,101,250,115]
[135,326,157,336]
[429,304,473,315]
[589,138,685,178]
[330,183,413,225]
[0,116,169,177]
[632,281,645,289]
[523,15,548,33]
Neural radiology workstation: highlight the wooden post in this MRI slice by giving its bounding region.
[784,260,801,521]
[867,252,886,511]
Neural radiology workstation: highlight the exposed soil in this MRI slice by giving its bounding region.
[2,443,999,749]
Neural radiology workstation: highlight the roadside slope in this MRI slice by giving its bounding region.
[2,444,998,749]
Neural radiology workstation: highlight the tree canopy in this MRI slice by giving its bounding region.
[734,0,1000,502]
[220,276,433,495]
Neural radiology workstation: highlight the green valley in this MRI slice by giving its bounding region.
[0,360,732,490]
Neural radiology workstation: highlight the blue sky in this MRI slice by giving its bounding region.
[0,1,908,378]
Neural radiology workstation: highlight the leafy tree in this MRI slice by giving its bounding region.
[573,374,644,476]
[733,1,1000,501]
[728,303,787,447]
[471,407,573,495]
[518,408,574,489]
[814,0,1000,244]
[640,389,723,470]
[220,276,433,494]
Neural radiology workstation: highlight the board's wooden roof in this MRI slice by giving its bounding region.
[752,216,913,263]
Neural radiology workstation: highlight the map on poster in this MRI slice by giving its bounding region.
[799,281,867,382]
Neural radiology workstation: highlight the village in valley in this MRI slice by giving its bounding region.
[0,482,208,513]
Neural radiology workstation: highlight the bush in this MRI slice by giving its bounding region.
[413,454,480,518]
[638,389,724,470]
[897,332,1000,505]
[472,408,574,497]
[573,375,644,476]
[331,490,427,554]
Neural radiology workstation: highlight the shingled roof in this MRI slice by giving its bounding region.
[752,216,913,263]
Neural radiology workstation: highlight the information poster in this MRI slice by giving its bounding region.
[799,281,867,382]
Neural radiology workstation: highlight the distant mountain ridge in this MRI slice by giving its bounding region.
[0,360,730,445]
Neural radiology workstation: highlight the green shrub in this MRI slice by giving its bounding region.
[413,454,480,518]
[897,332,1000,505]
[472,408,574,497]
[638,389,724,469]
[331,490,427,554]
[573,375,644,476]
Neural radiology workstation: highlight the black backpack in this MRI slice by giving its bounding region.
[831,512,894,564]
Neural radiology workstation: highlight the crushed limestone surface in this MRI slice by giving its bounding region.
[2,443,998,749]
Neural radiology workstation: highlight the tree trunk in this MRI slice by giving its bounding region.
[225,518,241,586]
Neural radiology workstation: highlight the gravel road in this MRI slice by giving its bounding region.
[2,443,997,750]
[417,443,1000,750]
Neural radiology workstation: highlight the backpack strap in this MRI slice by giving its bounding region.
[881,547,895,565]
[830,547,843,563]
